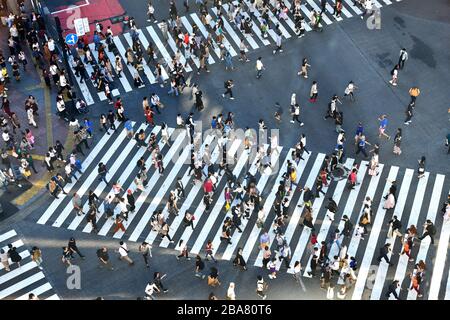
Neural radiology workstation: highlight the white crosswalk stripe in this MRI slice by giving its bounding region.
[0,230,59,300]
[67,54,95,106]
[33,121,449,299]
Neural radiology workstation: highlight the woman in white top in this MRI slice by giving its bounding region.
[290,93,296,108]
[226,282,236,300]
[161,123,171,147]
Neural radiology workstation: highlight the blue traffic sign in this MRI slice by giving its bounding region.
[65,33,78,45]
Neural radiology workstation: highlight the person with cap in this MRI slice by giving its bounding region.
[68,237,85,259]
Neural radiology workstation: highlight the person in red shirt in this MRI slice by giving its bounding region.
[114,97,123,110]
[204,178,213,194]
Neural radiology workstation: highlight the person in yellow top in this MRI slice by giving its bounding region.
[409,87,420,104]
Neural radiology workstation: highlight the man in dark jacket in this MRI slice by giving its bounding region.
[377,243,393,266]
[385,280,401,300]
[341,215,353,238]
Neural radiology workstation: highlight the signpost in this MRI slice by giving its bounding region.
[65,33,78,46]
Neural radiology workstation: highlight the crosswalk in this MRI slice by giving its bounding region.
[35,122,450,299]
[69,0,401,105]
[0,230,60,300]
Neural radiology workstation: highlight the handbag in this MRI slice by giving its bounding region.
[225,202,231,212]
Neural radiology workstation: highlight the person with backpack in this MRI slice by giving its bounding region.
[222,79,234,100]
[256,275,267,299]
[117,241,134,266]
[418,220,436,244]
[341,215,353,238]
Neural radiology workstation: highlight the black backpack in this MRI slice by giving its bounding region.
[429,224,436,235]
[224,81,228,89]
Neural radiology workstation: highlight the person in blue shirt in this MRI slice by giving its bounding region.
[211,116,217,129]
[378,114,391,140]
[356,135,371,158]
[93,31,101,51]
[124,119,134,139]
[83,118,93,138]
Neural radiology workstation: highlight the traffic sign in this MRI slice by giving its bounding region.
[65,33,78,46]
[74,18,90,37]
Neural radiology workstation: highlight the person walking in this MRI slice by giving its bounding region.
[298,58,310,78]
[176,239,191,260]
[226,282,236,300]
[97,247,114,270]
[398,48,408,69]
[145,281,160,300]
[233,247,247,271]
[385,280,401,300]
[0,249,10,271]
[389,64,399,86]
[61,246,72,266]
[344,81,357,101]
[393,128,402,155]
[139,241,152,268]
[113,214,126,234]
[417,156,426,179]
[404,102,415,125]
[97,162,109,184]
[377,243,394,266]
[409,86,420,104]
[117,241,134,266]
[68,237,85,259]
[273,28,283,55]
[222,79,234,100]
[256,275,267,299]
[291,103,304,126]
[418,220,436,244]
[31,246,43,269]
[309,81,318,102]
[195,255,206,279]
[256,57,265,79]
[378,114,391,140]
[72,192,84,216]
[205,240,217,263]
[154,272,169,293]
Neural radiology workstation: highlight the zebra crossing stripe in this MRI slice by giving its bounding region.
[180,16,216,65]
[241,148,294,262]
[210,145,278,259]
[0,230,16,244]
[146,26,176,71]
[369,168,415,300]
[427,188,450,300]
[15,282,52,300]
[221,4,260,49]
[190,140,248,255]
[159,25,194,72]
[37,122,121,225]
[445,262,450,300]
[373,0,384,8]
[95,126,167,236]
[382,0,393,4]
[221,144,275,260]
[306,0,333,25]
[351,166,399,300]
[51,125,133,228]
[67,54,95,105]
[88,43,120,96]
[127,30,158,84]
[81,51,107,101]
[90,43,133,93]
[128,130,187,242]
[66,124,149,231]
[404,176,445,300]
[123,32,169,82]
[301,158,355,275]
[0,272,45,299]
[343,0,363,15]
[281,0,312,32]
[174,139,242,252]
[0,261,37,285]
[46,294,60,300]
[254,151,315,267]
[233,4,272,46]
[243,1,278,42]
[338,164,385,284]
[320,160,369,270]
[143,135,196,244]
[158,134,216,247]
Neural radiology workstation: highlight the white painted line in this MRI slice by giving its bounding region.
[329,0,353,18]
[343,0,363,15]
[351,166,399,300]
[95,126,166,236]
[0,272,45,299]
[143,135,195,244]
[128,131,187,242]
[325,3,343,21]
[50,0,90,14]
[158,23,194,72]
[67,54,95,105]
[146,26,176,72]
[403,176,445,300]
[231,2,271,46]
[321,161,369,271]
[16,282,52,300]
[369,169,415,300]
[123,32,169,82]
[427,187,450,300]
[190,13,230,58]
[382,0,393,4]
[253,151,316,267]
[174,139,242,251]
[81,51,107,101]
[338,164,385,285]
[221,145,276,260]
[90,43,132,93]
[0,261,38,286]
[51,125,132,228]
[301,158,355,275]
[305,0,333,25]
[180,16,215,65]
[45,294,60,300]
[373,0,383,8]
[280,0,313,32]
[159,135,216,248]
[220,5,259,49]
[37,122,120,225]
[210,145,278,259]
[241,149,294,262]
[0,230,17,244]
[190,139,247,254]
[126,32,157,84]
[66,124,147,231]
